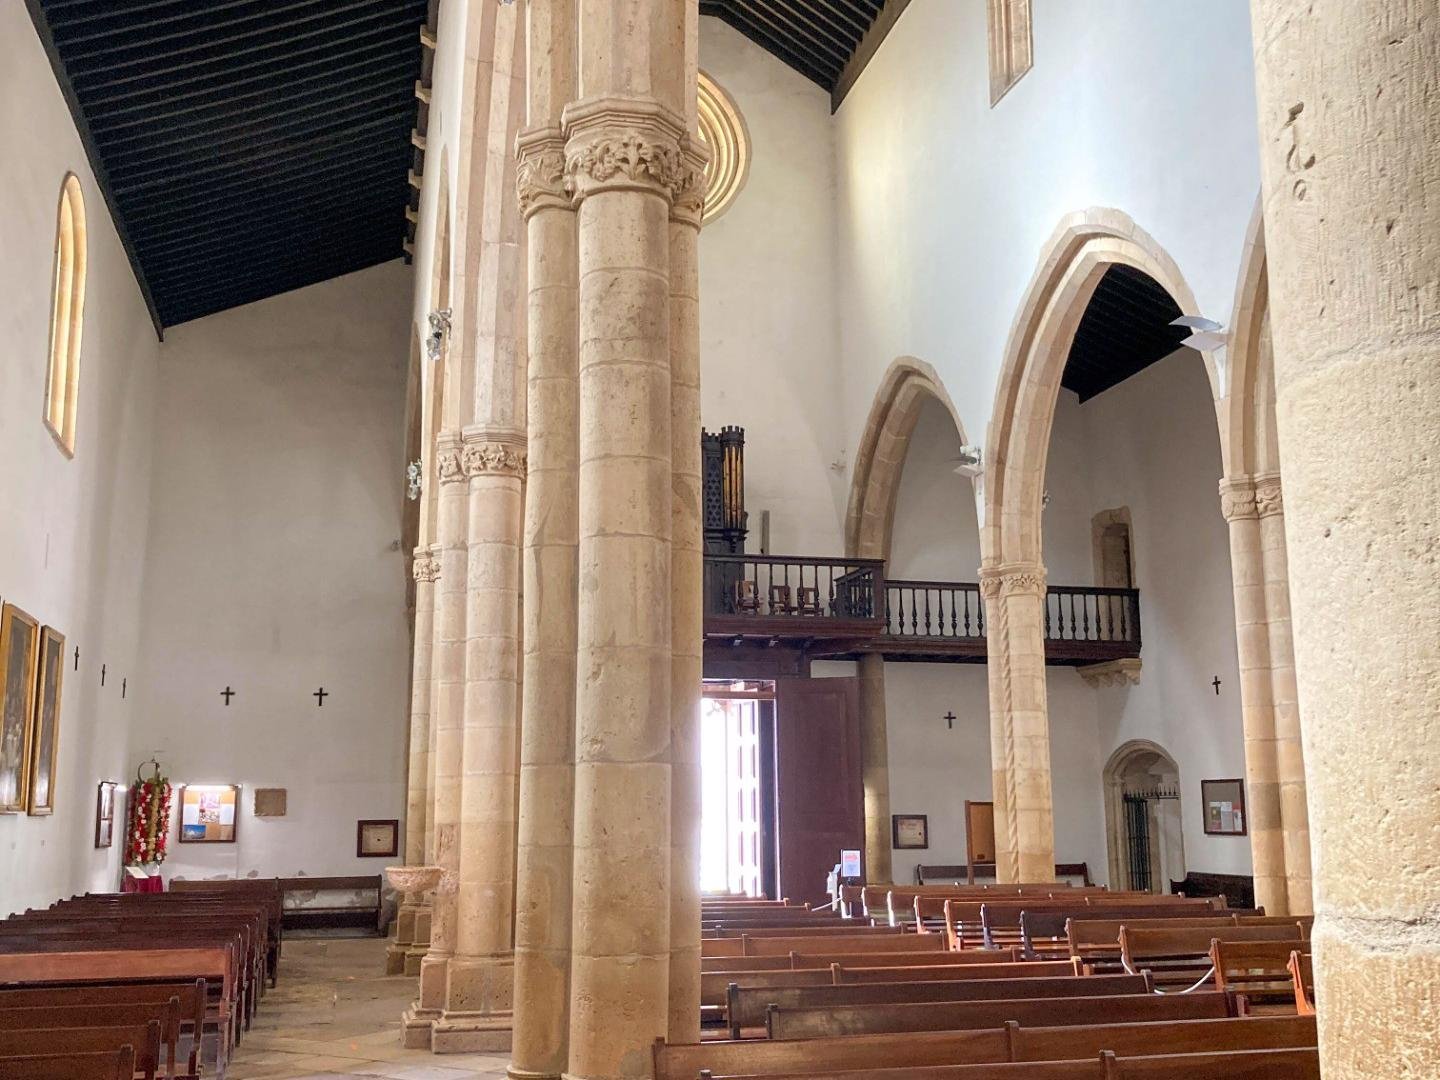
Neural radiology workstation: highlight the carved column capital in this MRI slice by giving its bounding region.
[436,431,466,486]
[670,143,711,228]
[978,563,1048,599]
[412,547,441,583]
[1254,472,1284,518]
[562,96,689,204]
[460,428,527,479]
[1219,476,1259,522]
[516,127,571,220]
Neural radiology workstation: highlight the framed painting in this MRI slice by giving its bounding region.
[356,818,399,858]
[892,813,929,850]
[1202,778,1247,836]
[178,783,239,843]
[95,780,117,848]
[0,603,40,814]
[26,625,65,815]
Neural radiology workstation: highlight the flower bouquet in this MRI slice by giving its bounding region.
[125,759,173,867]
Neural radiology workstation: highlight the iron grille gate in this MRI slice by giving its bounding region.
[1122,786,1179,892]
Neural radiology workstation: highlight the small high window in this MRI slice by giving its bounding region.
[45,174,87,456]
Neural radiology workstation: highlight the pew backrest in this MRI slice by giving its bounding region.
[0,1046,136,1080]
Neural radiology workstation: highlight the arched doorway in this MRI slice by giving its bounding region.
[1103,740,1184,893]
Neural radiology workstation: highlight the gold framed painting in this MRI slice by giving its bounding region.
[0,603,40,814]
[26,625,65,815]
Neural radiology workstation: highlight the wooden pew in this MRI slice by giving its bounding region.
[1117,925,1305,991]
[707,934,946,959]
[1211,940,1313,1010]
[653,1015,1317,1080]
[833,961,1080,984]
[1288,951,1314,1016]
[1067,916,1294,974]
[0,1045,136,1080]
[726,974,1150,1037]
[0,1001,180,1077]
[765,990,1234,1039]
[0,1021,162,1080]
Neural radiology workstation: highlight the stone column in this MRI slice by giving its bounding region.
[562,4,691,1073]
[390,545,442,975]
[857,653,893,885]
[978,564,1055,883]
[405,435,471,1047]
[1254,475,1311,915]
[411,539,444,973]
[509,124,579,1080]
[667,131,706,1043]
[1251,3,1440,1076]
[1220,475,1288,915]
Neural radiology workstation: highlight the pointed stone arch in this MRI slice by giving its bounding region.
[1102,740,1184,892]
[845,357,972,561]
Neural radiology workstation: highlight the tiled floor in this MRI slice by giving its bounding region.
[226,936,509,1080]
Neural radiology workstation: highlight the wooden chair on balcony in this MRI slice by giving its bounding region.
[769,584,796,615]
[734,579,760,614]
[795,586,822,616]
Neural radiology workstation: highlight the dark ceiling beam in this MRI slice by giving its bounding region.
[163,250,399,327]
[154,236,398,312]
[832,0,914,110]
[53,0,361,56]
[710,8,835,88]
[23,0,162,337]
[137,201,402,264]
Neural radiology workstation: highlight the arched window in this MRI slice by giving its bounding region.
[45,174,86,456]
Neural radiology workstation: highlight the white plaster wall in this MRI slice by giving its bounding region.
[0,5,160,916]
[699,18,846,555]
[1043,350,1249,878]
[834,0,1260,463]
[131,264,413,882]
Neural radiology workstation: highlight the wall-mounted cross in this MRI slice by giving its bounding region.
[944,711,957,730]
[313,687,328,707]
[100,663,107,687]
[1212,676,1222,696]
[121,678,127,699]
[73,646,80,671]
[221,686,235,706]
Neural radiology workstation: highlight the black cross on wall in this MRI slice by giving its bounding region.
[944,711,957,730]
[100,663,107,687]
[221,687,235,706]
[313,687,328,707]
[1212,676,1223,695]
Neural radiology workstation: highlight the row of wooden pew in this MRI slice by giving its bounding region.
[0,878,286,1078]
[664,886,1319,1079]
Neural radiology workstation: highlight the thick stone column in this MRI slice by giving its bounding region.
[667,134,706,1044]
[562,4,691,1071]
[390,545,442,975]
[978,564,1055,883]
[432,432,525,1052]
[405,435,471,1047]
[510,96,581,1080]
[857,653,893,885]
[1251,3,1440,1075]
[1254,476,1312,915]
[1220,475,1288,915]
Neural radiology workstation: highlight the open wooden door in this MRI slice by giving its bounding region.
[773,676,863,907]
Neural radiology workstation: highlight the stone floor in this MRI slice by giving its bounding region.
[226,935,509,1080]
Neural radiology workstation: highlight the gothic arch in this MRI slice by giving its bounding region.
[982,209,1213,570]
[1102,739,1184,892]
[1220,197,1280,479]
[844,358,972,560]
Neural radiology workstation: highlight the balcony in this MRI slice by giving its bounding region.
[702,555,1141,666]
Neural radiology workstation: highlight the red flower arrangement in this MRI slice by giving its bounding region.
[125,759,173,866]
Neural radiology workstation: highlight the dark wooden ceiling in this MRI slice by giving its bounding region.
[700,0,911,108]
[26,0,427,331]
[1062,265,1191,404]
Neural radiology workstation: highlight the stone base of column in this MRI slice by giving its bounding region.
[404,904,434,976]
[386,902,418,975]
[400,1002,441,1049]
[385,941,409,975]
[431,953,515,1053]
[506,1067,561,1080]
[417,952,450,1013]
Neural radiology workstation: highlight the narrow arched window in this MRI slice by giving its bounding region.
[45,174,86,456]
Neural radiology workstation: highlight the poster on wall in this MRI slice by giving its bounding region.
[0,603,40,814]
[1202,778,1247,836]
[178,783,240,842]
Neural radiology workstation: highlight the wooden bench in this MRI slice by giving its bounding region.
[706,934,945,959]
[765,990,1234,1039]
[653,1015,1317,1080]
[0,1021,162,1080]
[1211,939,1313,1010]
[0,1001,180,1077]
[1117,925,1306,991]
[0,1046,136,1079]
[1288,951,1314,1016]
[726,974,1149,1037]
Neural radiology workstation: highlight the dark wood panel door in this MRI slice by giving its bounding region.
[774,676,863,907]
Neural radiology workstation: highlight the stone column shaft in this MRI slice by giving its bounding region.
[510,123,580,1080]
[1220,476,1288,915]
[391,547,441,975]
[979,564,1055,884]
[1251,2,1440,1075]
[857,653,893,885]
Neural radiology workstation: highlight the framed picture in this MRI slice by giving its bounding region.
[178,784,240,843]
[356,818,399,858]
[26,626,65,815]
[95,781,117,848]
[1202,778,1247,836]
[0,603,40,814]
[892,813,929,850]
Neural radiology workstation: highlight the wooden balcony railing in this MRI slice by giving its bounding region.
[1043,586,1141,648]
[885,580,986,639]
[703,554,886,637]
